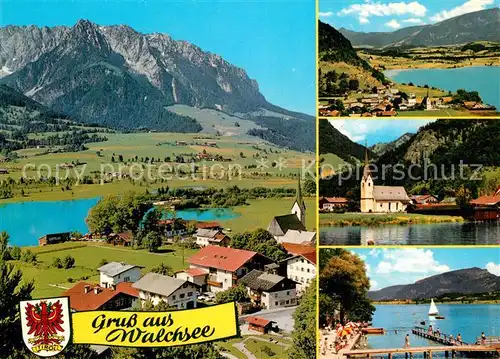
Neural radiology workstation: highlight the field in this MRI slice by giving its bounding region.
[0,131,314,201]
[13,242,199,298]
[216,335,292,359]
[319,212,465,226]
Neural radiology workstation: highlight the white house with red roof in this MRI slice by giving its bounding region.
[185,245,273,293]
[63,281,139,311]
[282,248,316,294]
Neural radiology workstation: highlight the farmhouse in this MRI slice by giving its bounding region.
[0,168,9,174]
[157,219,187,238]
[38,232,71,246]
[63,282,139,311]
[132,273,199,309]
[194,228,230,247]
[411,194,439,205]
[239,270,298,310]
[279,229,316,245]
[186,246,273,292]
[244,317,275,334]
[107,231,133,246]
[319,196,348,211]
[360,149,410,213]
[98,262,143,288]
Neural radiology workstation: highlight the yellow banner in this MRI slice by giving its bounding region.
[72,302,238,347]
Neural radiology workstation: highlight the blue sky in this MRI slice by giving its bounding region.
[0,0,315,115]
[350,248,500,291]
[320,0,498,32]
[328,119,434,146]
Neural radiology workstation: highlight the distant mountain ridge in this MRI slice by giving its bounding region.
[339,8,500,48]
[0,20,314,151]
[370,133,414,157]
[369,267,500,300]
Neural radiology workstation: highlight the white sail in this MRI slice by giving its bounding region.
[428,299,439,315]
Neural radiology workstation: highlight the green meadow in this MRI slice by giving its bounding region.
[320,212,464,227]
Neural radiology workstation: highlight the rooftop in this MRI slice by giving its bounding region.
[239,270,290,292]
[245,316,274,327]
[373,186,410,202]
[188,245,258,272]
[281,230,316,245]
[97,262,142,277]
[132,273,192,297]
[282,242,316,256]
[63,282,139,311]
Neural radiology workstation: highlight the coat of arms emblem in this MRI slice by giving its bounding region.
[20,297,71,357]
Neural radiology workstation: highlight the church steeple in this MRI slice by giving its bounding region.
[291,173,306,226]
[363,141,371,179]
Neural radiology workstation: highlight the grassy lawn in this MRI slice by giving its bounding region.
[320,212,464,227]
[15,242,198,298]
[216,338,248,359]
[220,197,316,233]
[244,336,290,359]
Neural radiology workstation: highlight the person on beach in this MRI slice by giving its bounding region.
[457,334,462,344]
[428,325,433,334]
[321,337,328,355]
[449,334,454,344]
[481,332,486,344]
[404,334,410,348]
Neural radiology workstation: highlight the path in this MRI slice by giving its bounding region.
[48,284,70,290]
[234,342,257,359]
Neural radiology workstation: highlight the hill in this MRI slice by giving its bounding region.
[319,119,372,163]
[0,84,109,154]
[370,133,414,157]
[369,267,500,300]
[0,20,314,151]
[339,8,500,48]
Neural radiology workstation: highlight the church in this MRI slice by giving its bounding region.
[267,177,308,241]
[360,149,410,213]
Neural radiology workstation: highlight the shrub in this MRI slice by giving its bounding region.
[67,277,74,283]
[261,345,276,357]
[9,246,21,260]
[99,259,108,267]
[21,249,37,264]
[63,255,75,269]
[52,257,63,269]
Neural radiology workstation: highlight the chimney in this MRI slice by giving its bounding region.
[84,285,91,294]
[93,287,102,295]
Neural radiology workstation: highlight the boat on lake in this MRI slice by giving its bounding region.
[428,299,439,317]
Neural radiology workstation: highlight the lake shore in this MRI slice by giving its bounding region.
[374,300,500,305]
[319,213,464,227]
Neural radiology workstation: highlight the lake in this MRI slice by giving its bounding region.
[0,198,100,247]
[0,198,241,247]
[320,222,500,245]
[370,304,499,353]
[384,66,500,109]
[161,207,240,221]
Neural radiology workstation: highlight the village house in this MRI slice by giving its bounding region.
[244,317,275,334]
[0,168,9,174]
[158,219,187,238]
[361,149,410,213]
[185,246,273,293]
[132,273,199,309]
[194,228,230,247]
[98,262,143,288]
[63,282,139,311]
[411,194,439,205]
[239,270,298,310]
[282,249,316,294]
[38,232,71,246]
[279,229,316,245]
[319,196,348,211]
[107,231,133,246]
[175,268,209,292]
[470,188,500,221]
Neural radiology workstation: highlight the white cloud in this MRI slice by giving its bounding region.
[486,262,500,276]
[430,0,494,22]
[359,16,370,24]
[319,11,334,17]
[403,17,424,23]
[375,249,450,275]
[338,1,427,19]
[386,19,402,29]
[370,279,379,290]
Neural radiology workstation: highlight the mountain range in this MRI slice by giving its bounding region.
[0,20,314,151]
[370,133,413,157]
[339,8,500,48]
[368,267,500,300]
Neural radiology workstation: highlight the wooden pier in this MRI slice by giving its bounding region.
[344,345,499,358]
[412,327,469,346]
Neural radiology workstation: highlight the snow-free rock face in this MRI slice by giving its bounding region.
[0,19,267,125]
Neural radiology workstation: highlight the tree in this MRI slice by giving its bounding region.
[320,249,371,324]
[348,79,360,91]
[230,228,288,262]
[151,263,173,276]
[71,231,83,240]
[144,232,162,253]
[215,284,250,304]
[0,233,35,355]
[21,249,37,264]
[143,208,162,234]
[0,231,10,260]
[289,279,316,359]
[10,246,21,260]
[303,176,316,196]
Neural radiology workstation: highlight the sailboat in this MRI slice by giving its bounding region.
[428,299,445,319]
